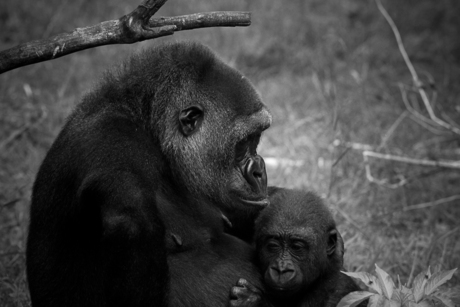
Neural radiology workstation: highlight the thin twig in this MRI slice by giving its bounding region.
[437,226,460,243]
[363,151,460,169]
[335,139,460,188]
[335,206,366,235]
[335,139,460,168]
[0,106,47,150]
[375,0,460,135]
[407,250,419,287]
[332,147,351,168]
[408,114,448,135]
[441,111,460,130]
[403,195,460,211]
[379,110,407,149]
[399,83,447,134]
[42,0,70,38]
[364,154,408,188]
[333,139,374,151]
[0,125,32,150]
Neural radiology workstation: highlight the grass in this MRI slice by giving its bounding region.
[1,0,459,305]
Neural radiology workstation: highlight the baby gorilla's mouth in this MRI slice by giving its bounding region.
[270,284,303,297]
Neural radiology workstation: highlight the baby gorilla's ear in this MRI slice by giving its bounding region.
[327,229,345,267]
[327,229,343,255]
[326,229,337,256]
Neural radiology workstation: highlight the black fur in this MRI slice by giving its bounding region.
[27,42,271,307]
[230,187,361,307]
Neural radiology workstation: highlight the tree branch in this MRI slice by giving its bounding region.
[0,0,251,74]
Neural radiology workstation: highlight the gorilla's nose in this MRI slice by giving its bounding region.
[269,266,296,285]
[243,155,267,194]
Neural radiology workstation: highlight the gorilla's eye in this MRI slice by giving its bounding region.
[266,241,280,252]
[235,138,249,162]
[290,242,306,252]
[235,133,261,161]
[249,133,261,155]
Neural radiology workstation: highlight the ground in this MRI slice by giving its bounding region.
[0,0,459,305]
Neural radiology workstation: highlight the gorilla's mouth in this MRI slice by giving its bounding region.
[239,197,269,207]
[270,285,302,297]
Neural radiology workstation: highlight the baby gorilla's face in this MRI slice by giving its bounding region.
[256,222,340,297]
[257,230,320,297]
[255,188,343,299]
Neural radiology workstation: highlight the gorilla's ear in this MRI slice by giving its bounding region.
[327,229,344,258]
[179,106,204,136]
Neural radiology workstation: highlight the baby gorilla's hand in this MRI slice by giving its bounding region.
[229,278,263,307]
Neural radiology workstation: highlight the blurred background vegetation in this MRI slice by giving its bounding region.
[1,0,459,305]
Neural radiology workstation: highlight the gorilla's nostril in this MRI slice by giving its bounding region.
[253,169,263,178]
[243,156,267,194]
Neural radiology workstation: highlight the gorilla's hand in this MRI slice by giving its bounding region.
[230,278,264,307]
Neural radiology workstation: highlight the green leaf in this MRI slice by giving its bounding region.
[393,287,415,307]
[338,291,375,307]
[412,268,431,303]
[375,264,395,300]
[431,264,443,275]
[369,293,390,307]
[342,271,383,295]
[425,268,457,296]
[430,287,460,307]
[427,266,432,279]
[417,299,435,307]
[400,285,413,297]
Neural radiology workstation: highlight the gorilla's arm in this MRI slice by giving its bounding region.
[230,278,274,307]
[78,171,168,306]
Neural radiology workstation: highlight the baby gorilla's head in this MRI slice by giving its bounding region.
[255,188,343,298]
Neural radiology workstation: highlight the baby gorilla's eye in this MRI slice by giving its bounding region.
[266,241,280,252]
[290,242,306,252]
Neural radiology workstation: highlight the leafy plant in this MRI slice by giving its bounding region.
[338,264,458,307]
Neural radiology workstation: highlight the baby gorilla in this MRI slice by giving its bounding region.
[230,187,361,307]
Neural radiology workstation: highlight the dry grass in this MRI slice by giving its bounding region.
[1,0,459,305]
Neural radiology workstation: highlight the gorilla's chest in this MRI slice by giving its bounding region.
[166,230,262,307]
[157,197,262,306]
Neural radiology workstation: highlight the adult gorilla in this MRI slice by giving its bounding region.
[27,42,272,307]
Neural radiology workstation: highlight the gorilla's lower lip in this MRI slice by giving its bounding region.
[270,286,290,293]
[271,286,299,295]
[240,198,269,207]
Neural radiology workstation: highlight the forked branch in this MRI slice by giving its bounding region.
[375,0,460,135]
[0,0,251,74]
